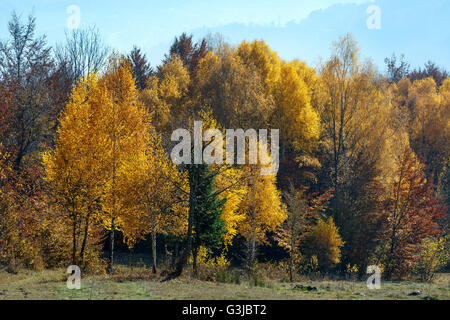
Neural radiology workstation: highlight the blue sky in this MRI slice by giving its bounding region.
[1,0,449,71]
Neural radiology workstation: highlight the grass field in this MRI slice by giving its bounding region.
[0,267,448,300]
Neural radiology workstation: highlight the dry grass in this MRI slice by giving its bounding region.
[0,267,448,300]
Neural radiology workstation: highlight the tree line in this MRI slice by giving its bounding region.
[0,13,448,281]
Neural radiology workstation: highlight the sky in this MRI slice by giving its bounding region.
[0,0,449,71]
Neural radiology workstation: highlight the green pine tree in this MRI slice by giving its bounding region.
[191,164,227,275]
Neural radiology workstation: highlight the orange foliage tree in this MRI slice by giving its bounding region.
[379,146,447,279]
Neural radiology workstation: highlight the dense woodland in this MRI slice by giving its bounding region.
[0,13,448,282]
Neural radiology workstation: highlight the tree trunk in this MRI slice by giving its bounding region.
[171,243,178,269]
[151,232,157,274]
[169,166,196,279]
[108,218,115,273]
[289,223,295,282]
[129,249,134,268]
[192,247,198,277]
[72,218,77,265]
[173,211,193,277]
[108,97,117,274]
[251,223,257,267]
[79,215,90,269]
[289,251,294,282]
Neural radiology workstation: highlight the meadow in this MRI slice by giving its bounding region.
[1,265,448,300]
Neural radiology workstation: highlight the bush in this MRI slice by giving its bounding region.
[298,255,320,278]
[345,263,359,281]
[249,272,267,287]
[301,217,344,272]
[188,246,234,282]
[411,236,450,282]
[214,269,241,284]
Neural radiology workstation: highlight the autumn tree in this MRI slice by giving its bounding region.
[409,61,449,87]
[277,185,332,281]
[317,34,377,204]
[384,53,410,84]
[98,56,153,272]
[215,166,246,248]
[127,46,152,90]
[196,48,272,129]
[166,33,207,75]
[118,129,188,273]
[0,145,21,268]
[0,13,76,271]
[389,77,411,113]
[411,235,450,282]
[301,217,344,272]
[437,79,450,214]
[0,83,12,142]
[235,40,321,189]
[55,26,109,82]
[0,146,51,270]
[407,77,447,174]
[43,75,106,268]
[140,54,191,133]
[0,12,57,170]
[271,59,320,154]
[235,40,281,94]
[238,166,286,270]
[316,34,397,268]
[378,146,447,279]
[44,57,154,272]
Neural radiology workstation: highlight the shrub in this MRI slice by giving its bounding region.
[301,217,344,272]
[298,255,320,278]
[188,246,233,282]
[214,269,241,284]
[411,236,450,282]
[345,263,359,280]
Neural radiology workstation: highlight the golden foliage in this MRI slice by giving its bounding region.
[302,217,344,270]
